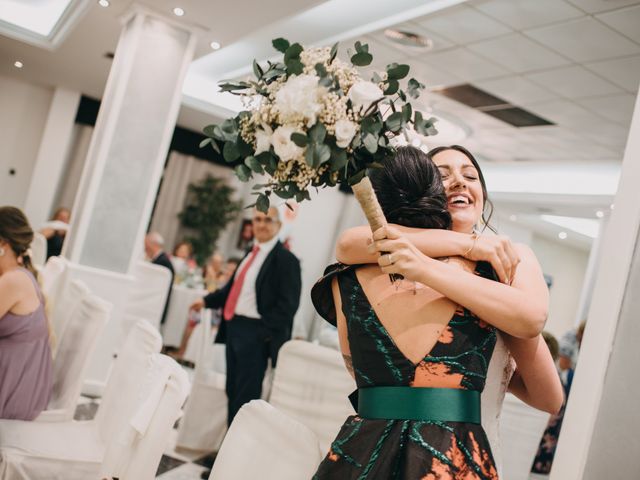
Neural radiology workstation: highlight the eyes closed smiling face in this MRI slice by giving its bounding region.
[432,148,484,234]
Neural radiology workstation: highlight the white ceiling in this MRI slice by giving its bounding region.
[1,0,639,243]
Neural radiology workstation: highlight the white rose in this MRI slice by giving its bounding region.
[274,74,324,127]
[334,119,357,149]
[272,125,304,161]
[255,125,272,155]
[348,81,383,113]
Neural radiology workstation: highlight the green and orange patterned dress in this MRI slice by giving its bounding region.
[310,262,500,480]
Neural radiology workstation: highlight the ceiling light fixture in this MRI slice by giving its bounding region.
[558,232,567,240]
[14,60,23,68]
[210,41,221,50]
[98,0,109,7]
[173,7,185,17]
[509,214,517,222]
[384,29,433,50]
[595,210,604,218]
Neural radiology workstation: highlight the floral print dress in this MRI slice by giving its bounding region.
[310,262,501,480]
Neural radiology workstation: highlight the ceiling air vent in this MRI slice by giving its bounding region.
[433,83,554,128]
[433,84,508,109]
[483,106,553,127]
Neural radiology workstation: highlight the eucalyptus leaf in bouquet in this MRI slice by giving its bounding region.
[201,38,438,233]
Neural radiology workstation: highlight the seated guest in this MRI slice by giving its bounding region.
[203,252,225,292]
[221,257,240,286]
[144,232,174,324]
[0,206,53,420]
[39,207,70,259]
[171,241,197,274]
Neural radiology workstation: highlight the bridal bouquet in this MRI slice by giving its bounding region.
[201,38,438,231]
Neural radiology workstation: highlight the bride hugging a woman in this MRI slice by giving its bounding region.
[311,145,563,479]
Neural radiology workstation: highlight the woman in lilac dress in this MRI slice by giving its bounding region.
[0,206,53,420]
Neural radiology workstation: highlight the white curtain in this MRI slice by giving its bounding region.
[54,124,94,212]
[149,151,239,254]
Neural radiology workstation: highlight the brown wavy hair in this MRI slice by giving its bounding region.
[426,145,496,233]
[0,206,38,280]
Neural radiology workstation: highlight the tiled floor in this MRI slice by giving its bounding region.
[74,395,216,479]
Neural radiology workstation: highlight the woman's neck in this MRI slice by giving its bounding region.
[0,257,20,275]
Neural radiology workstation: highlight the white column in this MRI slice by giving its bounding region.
[551,91,640,478]
[23,87,81,228]
[60,5,196,394]
[64,6,196,273]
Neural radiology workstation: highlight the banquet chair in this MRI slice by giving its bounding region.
[49,279,92,358]
[208,400,324,480]
[126,260,172,331]
[0,320,176,479]
[176,313,275,453]
[29,232,47,268]
[176,311,228,452]
[100,354,190,479]
[182,319,208,365]
[267,340,356,451]
[500,393,552,480]
[36,294,112,422]
[39,255,68,301]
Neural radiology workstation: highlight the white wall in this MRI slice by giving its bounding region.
[0,74,53,207]
[531,234,589,338]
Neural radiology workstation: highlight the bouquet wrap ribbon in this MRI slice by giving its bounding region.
[351,177,387,234]
[351,177,401,282]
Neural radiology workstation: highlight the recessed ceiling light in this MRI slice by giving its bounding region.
[558,231,567,240]
[595,210,604,218]
[509,214,517,222]
[610,203,615,210]
[98,0,109,7]
[210,41,221,50]
[14,60,23,68]
[384,29,433,50]
[173,7,185,16]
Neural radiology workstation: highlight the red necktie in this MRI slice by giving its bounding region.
[223,245,260,321]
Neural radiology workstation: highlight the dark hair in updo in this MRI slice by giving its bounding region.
[369,146,451,230]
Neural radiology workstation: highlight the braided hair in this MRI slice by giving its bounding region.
[369,146,451,230]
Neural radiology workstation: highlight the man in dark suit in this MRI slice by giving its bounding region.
[144,232,174,325]
[191,207,301,426]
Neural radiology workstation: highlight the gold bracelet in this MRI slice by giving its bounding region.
[462,232,478,257]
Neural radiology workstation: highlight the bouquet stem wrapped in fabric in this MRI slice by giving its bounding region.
[201,38,438,235]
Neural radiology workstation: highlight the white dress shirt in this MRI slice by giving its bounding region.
[232,235,279,319]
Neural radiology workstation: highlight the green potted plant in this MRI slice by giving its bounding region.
[178,174,242,266]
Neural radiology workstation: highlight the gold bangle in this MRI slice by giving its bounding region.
[462,232,478,257]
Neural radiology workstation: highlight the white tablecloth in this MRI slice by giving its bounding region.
[161,285,208,347]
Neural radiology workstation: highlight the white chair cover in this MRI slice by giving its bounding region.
[36,294,112,422]
[209,400,324,480]
[182,320,207,365]
[101,354,190,479]
[29,232,47,268]
[161,285,208,347]
[39,256,68,302]
[126,261,172,331]
[500,393,551,480]
[268,340,356,451]
[176,311,228,452]
[50,279,91,358]
[0,320,163,480]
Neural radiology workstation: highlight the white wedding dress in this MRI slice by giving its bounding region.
[481,332,516,477]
